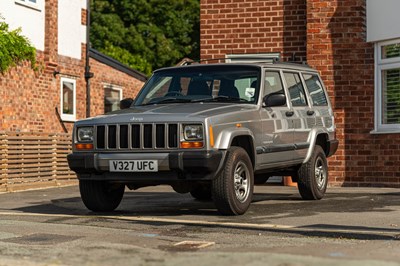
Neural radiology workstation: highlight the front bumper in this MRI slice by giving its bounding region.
[67,150,225,181]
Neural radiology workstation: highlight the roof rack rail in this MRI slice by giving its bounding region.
[186,57,280,65]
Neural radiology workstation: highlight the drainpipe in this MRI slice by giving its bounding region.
[85,0,94,118]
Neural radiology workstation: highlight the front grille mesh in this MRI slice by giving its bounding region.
[96,124,179,150]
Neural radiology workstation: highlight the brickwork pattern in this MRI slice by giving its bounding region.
[89,59,144,117]
[307,0,399,187]
[200,0,307,61]
[201,0,400,187]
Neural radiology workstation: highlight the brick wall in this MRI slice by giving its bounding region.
[307,0,400,187]
[201,0,400,187]
[0,0,145,134]
[89,58,144,117]
[201,0,307,61]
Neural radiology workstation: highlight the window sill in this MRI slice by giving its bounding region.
[61,117,77,123]
[15,0,41,11]
[370,129,400,135]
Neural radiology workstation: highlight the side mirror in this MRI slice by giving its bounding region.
[120,98,134,109]
[263,93,286,107]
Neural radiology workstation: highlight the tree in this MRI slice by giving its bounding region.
[90,0,200,76]
[0,16,36,74]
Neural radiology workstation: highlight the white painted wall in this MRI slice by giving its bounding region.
[0,0,45,51]
[367,0,400,42]
[58,0,87,60]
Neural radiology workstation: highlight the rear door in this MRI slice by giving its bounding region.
[282,71,312,160]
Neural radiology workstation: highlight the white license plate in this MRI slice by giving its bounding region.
[109,160,158,172]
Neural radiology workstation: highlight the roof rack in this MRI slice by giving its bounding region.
[183,56,308,66]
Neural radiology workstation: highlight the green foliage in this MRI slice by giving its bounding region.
[0,17,36,74]
[90,0,200,75]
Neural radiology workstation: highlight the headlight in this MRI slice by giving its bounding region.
[77,127,94,142]
[183,124,203,140]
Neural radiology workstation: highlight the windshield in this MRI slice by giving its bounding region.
[134,65,261,106]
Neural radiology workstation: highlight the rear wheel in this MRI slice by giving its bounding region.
[297,145,328,200]
[212,147,254,215]
[79,180,125,212]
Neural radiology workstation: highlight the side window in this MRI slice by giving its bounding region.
[264,71,284,97]
[283,72,307,106]
[60,77,76,121]
[303,74,328,106]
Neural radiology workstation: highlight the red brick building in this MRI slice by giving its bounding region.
[201,0,400,187]
[0,0,146,191]
[0,0,146,134]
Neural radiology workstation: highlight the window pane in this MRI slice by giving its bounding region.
[284,72,307,106]
[382,43,400,59]
[382,68,400,124]
[62,81,74,115]
[264,71,284,96]
[105,88,122,113]
[303,74,328,106]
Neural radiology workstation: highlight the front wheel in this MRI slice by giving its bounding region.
[297,145,328,200]
[212,147,254,215]
[79,180,125,212]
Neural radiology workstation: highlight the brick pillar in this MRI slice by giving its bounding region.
[44,0,58,70]
[306,0,375,186]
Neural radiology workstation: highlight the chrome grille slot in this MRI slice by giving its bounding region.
[168,124,178,148]
[143,124,153,148]
[119,125,129,148]
[131,124,141,148]
[156,124,166,148]
[96,123,180,150]
[96,126,105,149]
[108,125,117,149]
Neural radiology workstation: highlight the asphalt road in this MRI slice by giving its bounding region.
[0,185,399,266]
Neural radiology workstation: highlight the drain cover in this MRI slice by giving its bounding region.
[173,240,215,249]
[2,233,80,245]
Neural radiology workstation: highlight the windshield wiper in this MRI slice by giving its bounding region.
[193,96,249,103]
[140,97,192,106]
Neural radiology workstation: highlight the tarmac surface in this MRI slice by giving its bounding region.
[0,184,399,265]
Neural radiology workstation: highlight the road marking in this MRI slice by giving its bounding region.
[0,211,397,238]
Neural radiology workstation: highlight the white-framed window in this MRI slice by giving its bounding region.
[15,0,41,11]
[60,77,76,122]
[374,39,400,133]
[104,86,123,113]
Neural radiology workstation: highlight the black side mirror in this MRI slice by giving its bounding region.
[120,98,134,109]
[263,93,286,107]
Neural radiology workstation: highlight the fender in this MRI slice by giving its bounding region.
[214,127,256,150]
[303,128,329,164]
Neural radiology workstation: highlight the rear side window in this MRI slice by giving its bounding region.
[283,72,307,106]
[303,74,328,106]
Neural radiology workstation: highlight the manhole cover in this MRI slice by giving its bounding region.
[2,233,81,245]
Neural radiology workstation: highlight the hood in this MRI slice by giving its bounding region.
[77,103,258,125]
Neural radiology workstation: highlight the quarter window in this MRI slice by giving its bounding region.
[375,40,400,132]
[303,74,328,106]
[60,78,76,121]
[104,86,123,113]
[283,72,307,106]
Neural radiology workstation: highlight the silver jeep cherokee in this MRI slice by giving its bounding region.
[67,62,338,215]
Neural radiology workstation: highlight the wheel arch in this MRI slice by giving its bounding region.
[303,129,330,164]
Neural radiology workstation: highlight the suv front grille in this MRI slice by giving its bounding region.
[95,124,179,150]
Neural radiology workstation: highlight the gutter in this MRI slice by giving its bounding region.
[85,0,94,118]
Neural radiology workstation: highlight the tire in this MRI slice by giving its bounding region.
[79,180,125,212]
[190,184,212,201]
[212,147,254,215]
[297,145,328,200]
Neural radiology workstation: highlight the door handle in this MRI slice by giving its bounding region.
[285,111,294,117]
[307,110,315,116]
